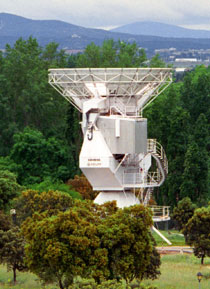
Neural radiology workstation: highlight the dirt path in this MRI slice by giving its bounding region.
[157,246,193,254]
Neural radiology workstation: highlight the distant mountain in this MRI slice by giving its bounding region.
[111,21,210,39]
[0,13,210,56]
[0,13,168,50]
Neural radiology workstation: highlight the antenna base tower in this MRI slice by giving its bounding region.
[49,68,172,208]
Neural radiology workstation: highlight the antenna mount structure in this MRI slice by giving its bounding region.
[49,68,172,210]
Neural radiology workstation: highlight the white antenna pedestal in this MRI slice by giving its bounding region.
[49,68,172,209]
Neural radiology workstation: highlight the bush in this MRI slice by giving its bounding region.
[13,189,75,224]
[28,178,82,200]
[69,279,158,288]
[67,175,97,200]
[172,197,196,231]
[0,170,22,210]
[10,127,76,185]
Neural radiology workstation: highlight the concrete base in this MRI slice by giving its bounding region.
[94,191,140,208]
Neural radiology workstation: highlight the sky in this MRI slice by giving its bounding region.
[0,0,210,30]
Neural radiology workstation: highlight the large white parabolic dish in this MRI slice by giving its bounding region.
[49,68,172,114]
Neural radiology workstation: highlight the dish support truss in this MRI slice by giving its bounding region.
[48,68,172,209]
[49,68,172,116]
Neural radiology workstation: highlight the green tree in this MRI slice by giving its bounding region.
[193,113,209,149]
[172,197,197,231]
[116,41,147,67]
[0,37,69,155]
[0,211,12,231]
[77,42,101,67]
[144,84,190,206]
[149,54,165,68]
[41,42,67,68]
[69,279,157,288]
[65,104,82,175]
[181,66,210,123]
[67,174,97,200]
[144,84,181,147]
[0,226,27,283]
[21,201,160,287]
[0,170,21,210]
[183,206,210,264]
[180,140,208,202]
[0,156,19,175]
[13,189,74,225]
[166,107,190,204]
[28,178,81,200]
[144,66,210,206]
[180,114,209,203]
[181,113,210,203]
[10,127,76,184]
[100,39,118,67]
[98,204,160,283]
[76,40,147,68]
[21,203,104,289]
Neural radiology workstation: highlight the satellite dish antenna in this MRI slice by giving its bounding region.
[49,68,173,244]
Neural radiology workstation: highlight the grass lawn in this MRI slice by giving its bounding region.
[143,254,210,289]
[152,229,186,246]
[0,264,54,289]
[1,254,210,288]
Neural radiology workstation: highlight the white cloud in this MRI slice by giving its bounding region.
[0,0,210,30]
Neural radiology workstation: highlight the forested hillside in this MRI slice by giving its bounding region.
[0,37,209,206]
[111,21,210,38]
[145,67,210,206]
[1,13,210,54]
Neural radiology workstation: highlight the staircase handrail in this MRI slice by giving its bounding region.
[148,205,170,218]
[147,139,168,174]
[110,98,138,117]
[147,170,161,185]
[114,98,126,115]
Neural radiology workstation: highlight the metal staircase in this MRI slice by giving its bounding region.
[122,154,140,167]
[147,139,168,186]
[142,187,153,205]
[110,98,138,117]
[119,139,168,188]
[110,98,126,116]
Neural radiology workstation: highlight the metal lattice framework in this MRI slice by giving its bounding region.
[49,68,172,113]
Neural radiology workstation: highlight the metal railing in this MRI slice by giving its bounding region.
[123,172,143,185]
[147,139,168,173]
[143,189,152,206]
[122,170,161,186]
[110,98,138,117]
[111,98,125,115]
[114,140,168,188]
[146,170,161,185]
[149,206,170,220]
